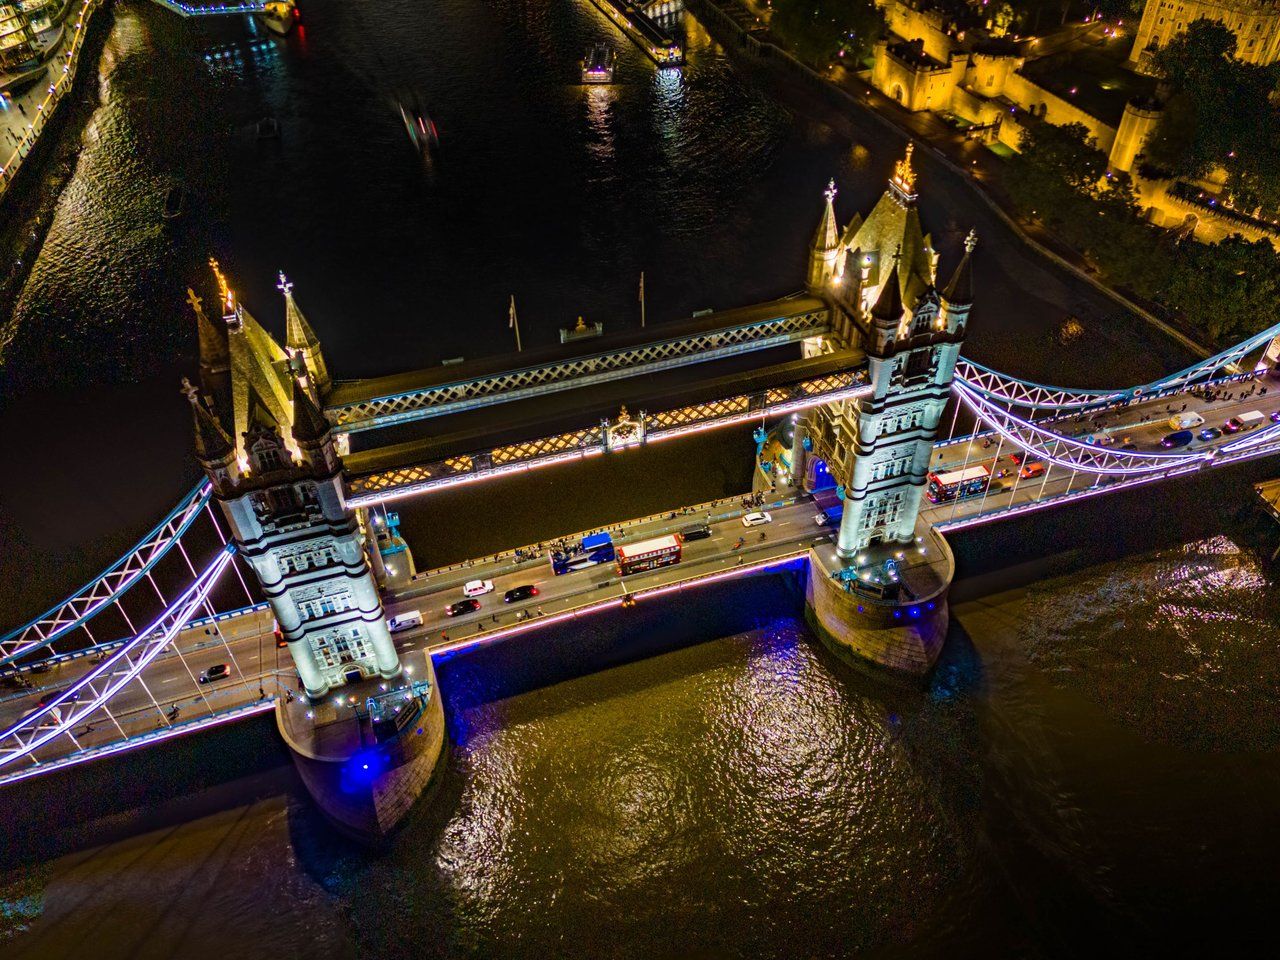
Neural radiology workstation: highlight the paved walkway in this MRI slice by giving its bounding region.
[0,0,102,199]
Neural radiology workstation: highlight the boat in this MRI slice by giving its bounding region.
[581,42,617,84]
[163,184,187,220]
[256,0,299,37]
[256,116,280,140]
[399,97,439,154]
[584,0,683,67]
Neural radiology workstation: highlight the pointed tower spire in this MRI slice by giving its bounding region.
[279,272,331,395]
[182,377,233,463]
[888,142,918,204]
[807,179,844,294]
[943,229,976,306]
[871,250,904,326]
[814,179,839,252]
[290,352,332,445]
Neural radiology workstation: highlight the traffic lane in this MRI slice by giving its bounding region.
[384,503,822,639]
[397,494,803,601]
[0,621,283,730]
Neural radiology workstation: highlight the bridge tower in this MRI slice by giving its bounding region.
[798,146,968,677]
[186,271,402,700]
[836,230,973,556]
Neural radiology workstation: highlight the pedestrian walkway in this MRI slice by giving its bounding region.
[0,0,103,203]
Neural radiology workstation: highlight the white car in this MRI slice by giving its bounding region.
[742,511,773,527]
[463,579,495,598]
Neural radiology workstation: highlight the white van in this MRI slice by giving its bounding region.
[1168,411,1204,430]
[387,610,423,633]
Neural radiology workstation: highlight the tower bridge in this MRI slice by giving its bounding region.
[5,144,1280,838]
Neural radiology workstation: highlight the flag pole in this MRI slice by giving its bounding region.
[639,271,646,329]
[509,294,522,352]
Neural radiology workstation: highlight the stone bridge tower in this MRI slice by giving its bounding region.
[804,145,973,555]
[187,266,401,700]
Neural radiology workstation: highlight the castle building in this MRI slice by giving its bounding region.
[1127,0,1280,72]
[186,268,401,699]
[804,146,971,555]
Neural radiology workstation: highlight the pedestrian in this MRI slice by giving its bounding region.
[441,630,449,642]
[491,613,498,623]
[537,606,544,616]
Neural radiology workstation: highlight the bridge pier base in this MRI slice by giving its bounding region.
[276,651,449,842]
[803,521,955,679]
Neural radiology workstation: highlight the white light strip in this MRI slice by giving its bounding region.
[0,700,275,787]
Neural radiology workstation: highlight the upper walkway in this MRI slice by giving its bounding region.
[324,295,831,434]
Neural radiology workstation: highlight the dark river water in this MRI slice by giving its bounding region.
[2,1,1279,956]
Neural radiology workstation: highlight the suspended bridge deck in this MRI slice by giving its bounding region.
[324,295,831,433]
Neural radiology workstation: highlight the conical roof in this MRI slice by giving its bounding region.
[871,261,904,325]
[182,378,233,462]
[813,180,840,252]
[943,230,976,306]
[291,369,331,444]
[281,274,321,353]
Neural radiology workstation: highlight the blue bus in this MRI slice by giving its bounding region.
[550,532,616,575]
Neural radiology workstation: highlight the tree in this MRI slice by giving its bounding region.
[770,0,882,64]
[1146,19,1280,216]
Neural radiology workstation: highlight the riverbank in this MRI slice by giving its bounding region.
[684,0,1213,359]
[0,0,111,324]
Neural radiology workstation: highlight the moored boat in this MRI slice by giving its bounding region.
[581,42,617,83]
[256,0,298,37]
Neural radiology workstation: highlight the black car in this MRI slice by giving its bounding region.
[446,598,481,617]
[504,584,540,603]
[36,688,78,708]
[680,524,712,541]
[1160,430,1194,449]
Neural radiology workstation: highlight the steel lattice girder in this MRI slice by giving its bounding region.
[0,546,235,769]
[954,320,1280,412]
[952,381,1213,475]
[0,483,213,669]
[326,309,831,432]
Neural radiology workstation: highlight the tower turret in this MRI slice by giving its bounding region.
[807,180,843,294]
[280,273,332,396]
[182,378,238,493]
[191,288,229,403]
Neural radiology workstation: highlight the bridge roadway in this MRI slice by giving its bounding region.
[0,499,830,777]
[924,374,1280,529]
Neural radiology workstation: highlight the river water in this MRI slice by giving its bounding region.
[2,1,1278,956]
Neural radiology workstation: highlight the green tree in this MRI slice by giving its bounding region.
[770,0,882,64]
[1146,18,1280,216]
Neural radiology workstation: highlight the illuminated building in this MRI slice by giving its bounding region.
[1128,0,1280,72]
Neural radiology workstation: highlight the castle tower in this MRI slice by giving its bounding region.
[186,270,402,701]
[279,272,332,396]
[1108,97,1163,175]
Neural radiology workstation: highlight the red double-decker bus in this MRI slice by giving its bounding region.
[616,534,682,576]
